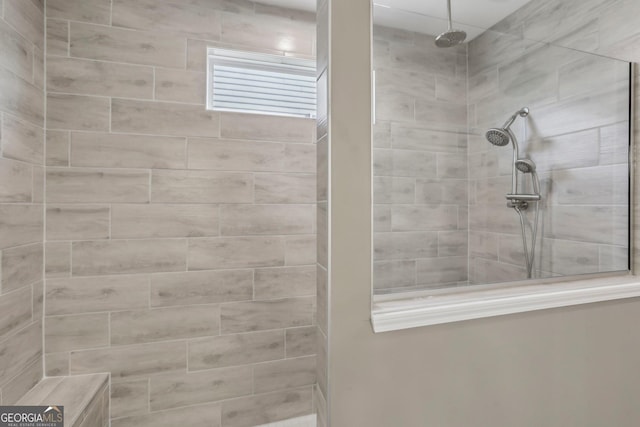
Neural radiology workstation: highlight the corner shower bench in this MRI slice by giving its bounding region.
[16,373,109,427]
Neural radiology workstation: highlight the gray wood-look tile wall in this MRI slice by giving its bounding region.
[372,26,470,293]
[467,3,630,284]
[0,0,45,406]
[42,0,317,425]
[373,1,632,292]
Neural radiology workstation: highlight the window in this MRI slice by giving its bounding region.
[206,48,316,118]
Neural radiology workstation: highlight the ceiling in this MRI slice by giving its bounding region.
[255,0,533,40]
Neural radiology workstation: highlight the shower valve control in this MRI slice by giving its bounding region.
[507,200,528,210]
[506,194,540,210]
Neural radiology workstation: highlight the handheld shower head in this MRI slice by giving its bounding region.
[515,159,540,195]
[515,159,536,173]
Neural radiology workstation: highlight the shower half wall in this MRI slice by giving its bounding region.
[373,11,630,294]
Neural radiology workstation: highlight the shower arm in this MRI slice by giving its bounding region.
[502,114,518,130]
[504,108,530,129]
[446,0,453,31]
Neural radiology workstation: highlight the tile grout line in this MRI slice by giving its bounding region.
[47,90,207,107]
[43,122,318,144]
[50,325,316,356]
[114,386,315,420]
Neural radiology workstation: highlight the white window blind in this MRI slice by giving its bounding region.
[207,48,316,118]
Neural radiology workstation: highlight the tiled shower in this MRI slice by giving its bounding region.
[373,27,470,291]
[467,26,629,284]
[1,0,318,425]
[0,0,638,426]
[0,0,45,406]
[372,3,630,294]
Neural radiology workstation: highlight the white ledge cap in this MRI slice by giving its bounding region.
[372,275,640,333]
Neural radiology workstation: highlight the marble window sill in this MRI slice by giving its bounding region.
[371,274,640,333]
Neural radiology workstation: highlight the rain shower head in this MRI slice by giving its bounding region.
[515,159,536,173]
[485,128,511,147]
[435,30,467,48]
[435,0,467,48]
